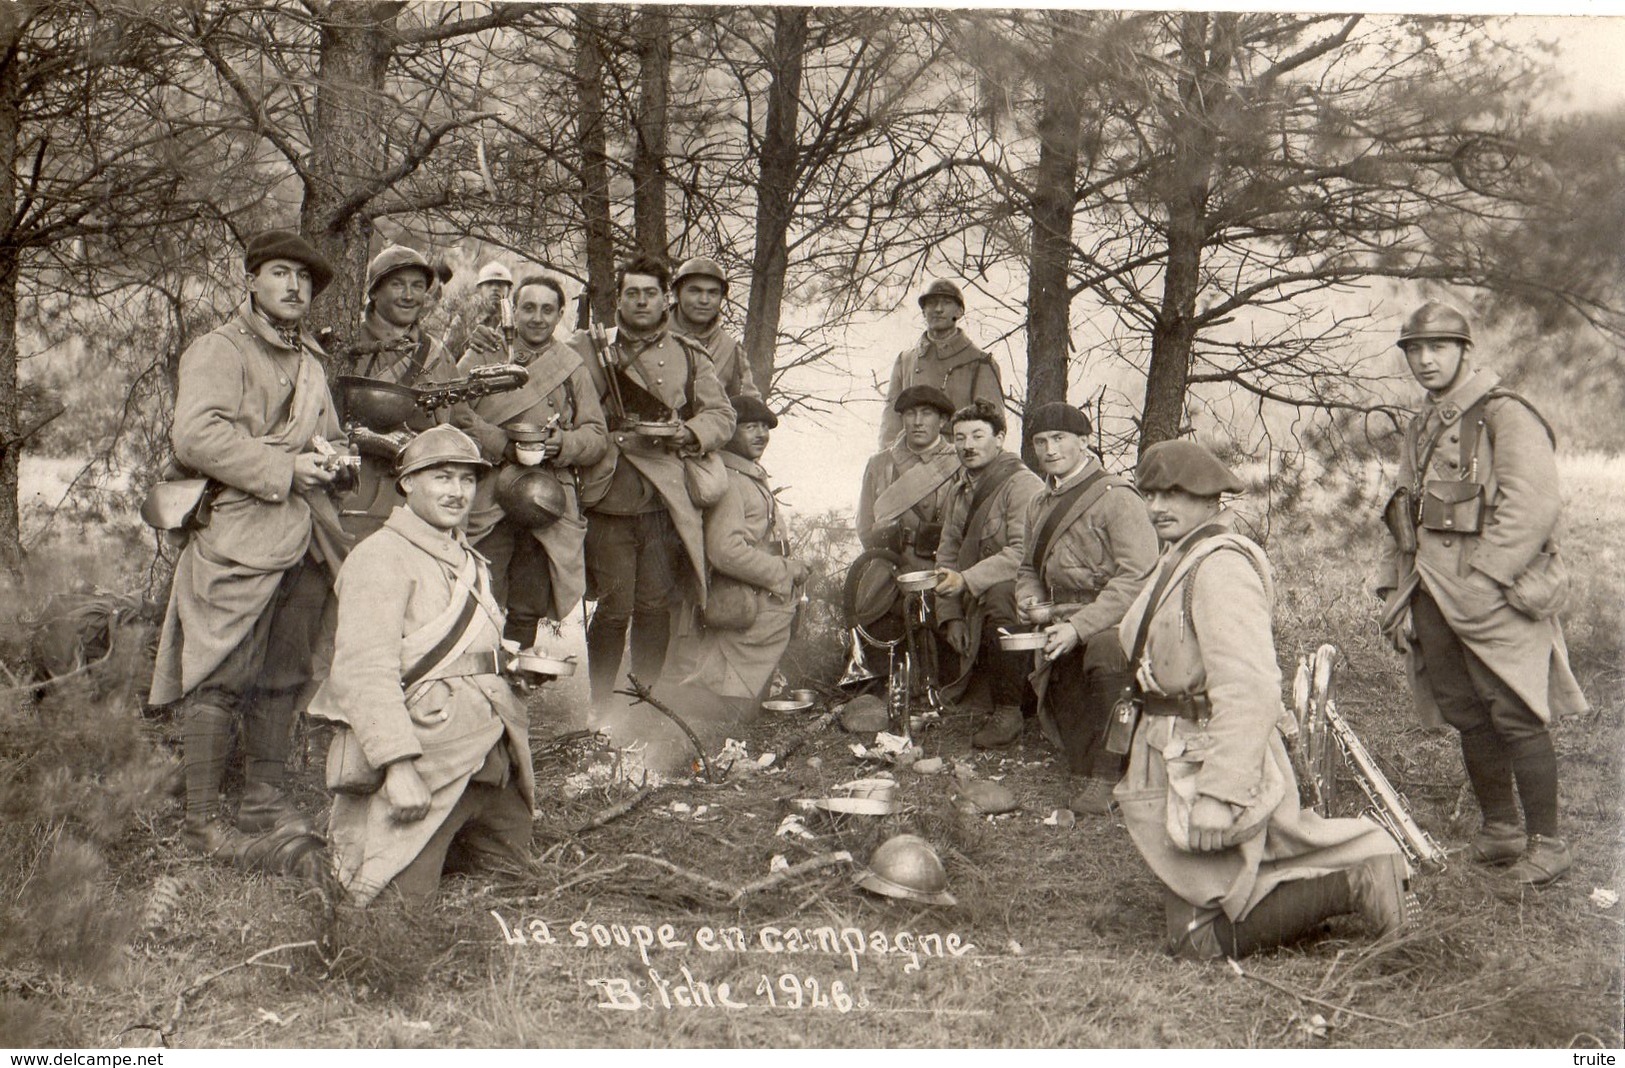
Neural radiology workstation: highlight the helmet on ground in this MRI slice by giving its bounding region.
[476,262,514,288]
[855,834,956,906]
[365,245,432,297]
[495,467,568,529]
[916,279,964,310]
[673,256,728,296]
[1397,301,1472,348]
[396,425,491,480]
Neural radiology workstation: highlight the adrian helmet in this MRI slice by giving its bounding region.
[395,425,490,480]
[495,466,568,529]
[855,833,956,906]
[1397,301,1472,349]
[673,256,728,296]
[476,262,514,288]
[916,278,965,310]
[364,244,432,297]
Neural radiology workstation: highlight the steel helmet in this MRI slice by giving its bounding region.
[395,425,491,480]
[673,256,728,296]
[476,262,513,288]
[364,244,432,297]
[855,834,956,906]
[916,279,965,311]
[495,467,568,529]
[1396,301,1472,349]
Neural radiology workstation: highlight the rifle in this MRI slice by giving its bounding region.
[587,323,628,426]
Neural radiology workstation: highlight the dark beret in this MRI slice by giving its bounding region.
[1135,440,1244,497]
[893,384,955,417]
[731,395,779,428]
[244,230,335,296]
[1025,402,1091,439]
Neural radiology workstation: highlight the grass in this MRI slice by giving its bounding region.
[0,456,1620,1049]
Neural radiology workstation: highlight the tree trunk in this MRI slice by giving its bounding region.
[631,6,670,259]
[1022,11,1085,466]
[0,6,24,574]
[301,1,401,347]
[1138,13,1234,455]
[741,7,807,400]
[576,6,614,325]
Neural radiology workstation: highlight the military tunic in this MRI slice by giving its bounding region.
[855,435,959,571]
[878,329,1001,448]
[671,310,760,399]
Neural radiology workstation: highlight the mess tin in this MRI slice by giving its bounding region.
[514,652,577,677]
[998,630,1048,652]
[762,698,813,713]
[628,420,683,439]
[896,570,937,593]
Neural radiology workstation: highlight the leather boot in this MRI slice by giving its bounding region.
[237,781,315,836]
[973,704,1023,748]
[1506,834,1571,887]
[1469,820,1527,865]
[1068,776,1115,816]
[1169,873,1350,959]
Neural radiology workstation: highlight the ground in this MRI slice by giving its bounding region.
[0,455,1620,1049]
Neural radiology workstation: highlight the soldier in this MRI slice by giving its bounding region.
[933,399,1044,748]
[1014,402,1159,816]
[571,254,736,703]
[457,275,608,649]
[337,244,466,541]
[669,256,760,399]
[445,261,515,360]
[1376,301,1586,886]
[1116,440,1412,959]
[877,280,1002,448]
[148,229,345,865]
[661,395,811,721]
[308,426,535,907]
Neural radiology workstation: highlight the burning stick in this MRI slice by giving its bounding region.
[614,674,717,783]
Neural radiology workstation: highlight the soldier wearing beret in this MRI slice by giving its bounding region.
[1014,402,1159,816]
[149,229,345,868]
[1115,440,1411,958]
[1376,301,1586,886]
[309,426,535,906]
[877,280,1002,449]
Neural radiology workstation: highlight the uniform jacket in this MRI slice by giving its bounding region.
[338,317,462,534]
[878,329,1002,447]
[308,505,535,906]
[1377,366,1586,723]
[568,320,736,600]
[149,301,345,706]
[935,451,1043,631]
[856,435,958,571]
[671,310,760,399]
[458,336,608,621]
[1114,515,1399,921]
[666,451,797,701]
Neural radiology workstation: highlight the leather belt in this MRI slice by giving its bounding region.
[1140,692,1210,721]
[420,649,503,682]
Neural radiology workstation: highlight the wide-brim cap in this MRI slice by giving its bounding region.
[1135,439,1243,496]
[396,425,492,479]
[731,395,778,428]
[244,230,335,296]
[1025,401,1091,439]
[893,384,954,417]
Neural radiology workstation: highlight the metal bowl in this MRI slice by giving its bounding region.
[628,420,683,439]
[810,796,898,817]
[896,570,937,593]
[514,652,577,677]
[834,777,898,802]
[762,698,814,713]
[790,689,818,705]
[1026,602,1056,625]
[338,375,420,430]
[998,630,1048,652]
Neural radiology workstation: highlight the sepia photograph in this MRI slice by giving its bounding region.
[0,0,1620,1051]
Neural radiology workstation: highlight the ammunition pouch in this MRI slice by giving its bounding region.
[913,522,943,557]
[140,477,219,533]
[1419,480,1485,534]
[702,575,759,631]
[1382,487,1417,555]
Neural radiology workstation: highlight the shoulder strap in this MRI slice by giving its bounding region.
[1031,469,1111,577]
[1128,523,1227,672]
[401,590,479,690]
[1179,541,1268,629]
[958,460,1021,561]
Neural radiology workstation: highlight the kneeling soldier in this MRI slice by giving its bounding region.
[933,400,1043,747]
[308,426,536,907]
[1015,402,1158,816]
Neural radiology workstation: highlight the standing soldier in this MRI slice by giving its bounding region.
[458,275,607,649]
[1015,402,1159,816]
[877,280,1002,448]
[308,426,535,907]
[662,395,811,719]
[445,261,516,360]
[1377,301,1586,886]
[148,230,345,867]
[933,400,1045,748]
[337,244,466,541]
[669,256,760,399]
[572,255,736,703]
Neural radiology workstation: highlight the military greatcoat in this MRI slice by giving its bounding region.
[671,310,760,399]
[877,329,1001,448]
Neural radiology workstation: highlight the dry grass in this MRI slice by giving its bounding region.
[0,456,1620,1049]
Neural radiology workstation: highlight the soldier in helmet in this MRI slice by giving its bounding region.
[338,244,469,541]
[1377,300,1587,887]
[877,279,1002,449]
[446,261,516,360]
[457,274,608,650]
[669,256,760,399]
[308,425,536,907]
